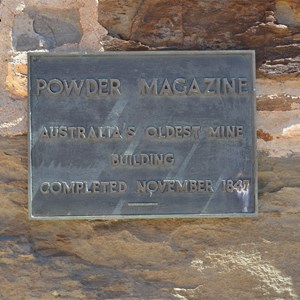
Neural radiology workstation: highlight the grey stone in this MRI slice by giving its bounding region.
[12,12,41,51]
[33,13,82,48]
[15,33,40,51]
[12,8,82,51]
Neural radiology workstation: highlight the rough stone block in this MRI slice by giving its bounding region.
[13,8,83,51]
[98,0,300,64]
[5,63,27,98]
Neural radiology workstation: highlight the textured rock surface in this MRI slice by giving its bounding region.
[0,0,299,298]
[13,7,83,51]
[0,136,299,299]
[98,0,300,63]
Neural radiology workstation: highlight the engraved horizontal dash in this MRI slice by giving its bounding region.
[127,202,158,207]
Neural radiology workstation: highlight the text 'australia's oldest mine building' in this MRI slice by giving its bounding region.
[28,51,257,219]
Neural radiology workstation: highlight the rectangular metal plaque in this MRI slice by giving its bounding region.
[28,51,257,219]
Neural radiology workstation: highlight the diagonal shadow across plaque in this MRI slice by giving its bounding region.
[28,51,257,219]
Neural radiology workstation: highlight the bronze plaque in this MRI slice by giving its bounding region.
[28,51,257,219]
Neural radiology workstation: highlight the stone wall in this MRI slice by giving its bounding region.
[0,0,299,299]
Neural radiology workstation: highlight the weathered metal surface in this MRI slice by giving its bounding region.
[28,51,256,219]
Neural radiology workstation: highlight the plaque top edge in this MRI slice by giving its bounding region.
[27,50,255,59]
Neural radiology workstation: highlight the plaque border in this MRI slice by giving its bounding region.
[28,50,257,220]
